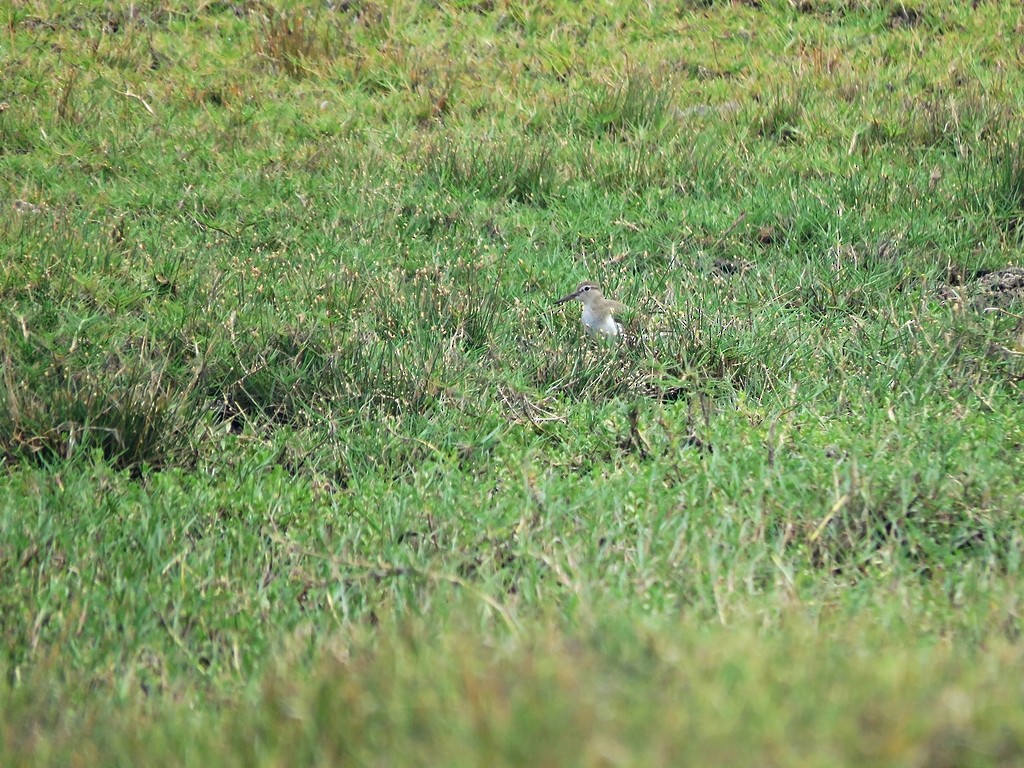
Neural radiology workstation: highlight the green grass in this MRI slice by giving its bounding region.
[2,0,1024,764]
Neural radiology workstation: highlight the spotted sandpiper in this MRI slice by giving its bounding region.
[555,281,626,340]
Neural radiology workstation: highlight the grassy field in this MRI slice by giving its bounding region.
[2,0,1024,764]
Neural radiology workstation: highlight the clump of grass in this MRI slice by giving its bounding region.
[0,97,37,155]
[204,324,325,430]
[957,130,1024,240]
[331,329,449,420]
[55,68,81,125]
[421,138,557,206]
[899,87,1008,151]
[530,342,638,401]
[886,3,927,29]
[647,337,763,402]
[198,262,507,435]
[574,69,676,139]
[803,473,937,574]
[751,85,805,144]
[577,136,692,192]
[989,139,1024,238]
[328,269,500,415]
[0,329,201,471]
[253,8,342,78]
[934,310,1024,392]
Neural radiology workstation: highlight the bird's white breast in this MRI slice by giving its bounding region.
[582,304,622,338]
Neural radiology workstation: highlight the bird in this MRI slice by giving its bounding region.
[554,281,626,340]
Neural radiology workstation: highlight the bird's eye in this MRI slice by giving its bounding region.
[582,285,591,292]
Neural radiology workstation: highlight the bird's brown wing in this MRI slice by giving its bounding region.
[608,300,627,315]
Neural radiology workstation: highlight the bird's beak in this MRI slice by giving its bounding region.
[554,290,580,305]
